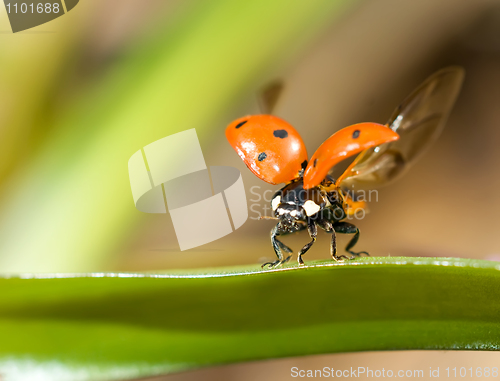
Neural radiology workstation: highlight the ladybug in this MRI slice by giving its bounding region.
[226,67,464,268]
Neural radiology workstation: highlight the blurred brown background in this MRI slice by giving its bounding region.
[157,351,500,381]
[120,0,500,271]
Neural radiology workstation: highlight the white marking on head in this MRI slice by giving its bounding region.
[303,200,321,216]
[271,195,281,211]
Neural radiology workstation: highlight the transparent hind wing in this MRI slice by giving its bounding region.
[339,66,465,191]
[258,80,284,114]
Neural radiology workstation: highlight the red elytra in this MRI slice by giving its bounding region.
[226,117,399,188]
[225,115,308,185]
[303,123,399,189]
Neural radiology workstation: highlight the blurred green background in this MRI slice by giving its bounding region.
[0,0,348,273]
[1,0,500,379]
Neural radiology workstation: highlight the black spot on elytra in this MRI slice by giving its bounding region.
[235,121,247,129]
[258,152,267,162]
[352,129,360,139]
[313,158,318,167]
[301,160,308,170]
[273,129,288,139]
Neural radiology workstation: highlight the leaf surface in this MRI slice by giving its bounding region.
[0,257,499,380]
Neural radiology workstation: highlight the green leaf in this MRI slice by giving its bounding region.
[0,256,499,381]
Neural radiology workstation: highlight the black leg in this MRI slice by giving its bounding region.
[297,219,317,265]
[333,222,370,257]
[318,219,352,261]
[262,225,283,268]
[277,239,293,265]
[262,224,293,268]
[277,238,293,254]
[331,230,355,261]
